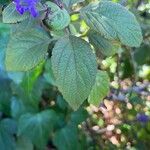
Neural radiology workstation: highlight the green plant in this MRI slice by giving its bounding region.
[0,0,149,149]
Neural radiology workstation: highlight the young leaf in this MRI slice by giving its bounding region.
[51,35,97,110]
[18,110,57,149]
[5,28,50,71]
[81,1,143,47]
[88,70,110,106]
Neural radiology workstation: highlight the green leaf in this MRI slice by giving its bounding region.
[2,2,29,23]
[2,2,46,24]
[10,17,39,34]
[133,44,150,65]
[0,23,10,70]
[56,95,68,110]
[62,0,85,7]
[11,97,35,119]
[45,2,70,31]
[18,110,57,149]
[88,30,119,56]
[17,65,45,109]
[16,137,33,150]
[0,119,17,150]
[70,108,88,125]
[88,70,110,106]
[81,1,142,47]
[51,35,97,110]
[43,59,56,86]
[53,125,79,150]
[21,65,43,94]
[0,76,12,115]
[6,28,50,71]
[10,74,45,112]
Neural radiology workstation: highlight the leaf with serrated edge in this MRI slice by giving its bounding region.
[52,35,97,110]
[81,1,143,47]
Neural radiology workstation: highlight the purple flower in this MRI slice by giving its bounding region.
[136,113,149,123]
[13,0,40,17]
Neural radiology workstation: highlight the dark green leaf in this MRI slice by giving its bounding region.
[53,125,79,150]
[0,119,17,150]
[133,44,150,65]
[0,76,12,115]
[70,108,88,125]
[18,110,57,149]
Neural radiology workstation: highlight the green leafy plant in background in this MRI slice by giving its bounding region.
[0,0,150,149]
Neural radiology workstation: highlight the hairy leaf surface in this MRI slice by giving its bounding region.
[52,35,97,110]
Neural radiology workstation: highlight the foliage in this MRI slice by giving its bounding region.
[0,0,150,149]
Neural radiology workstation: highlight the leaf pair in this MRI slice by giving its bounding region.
[3,1,143,110]
[81,1,143,47]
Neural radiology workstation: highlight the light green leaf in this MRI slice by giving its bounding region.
[6,28,50,71]
[18,110,57,149]
[88,30,119,56]
[51,35,97,110]
[2,2,29,23]
[0,119,17,150]
[88,70,110,106]
[81,1,142,47]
